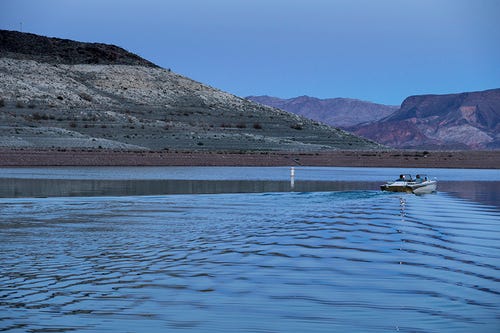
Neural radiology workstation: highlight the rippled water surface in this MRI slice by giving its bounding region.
[1,167,499,332]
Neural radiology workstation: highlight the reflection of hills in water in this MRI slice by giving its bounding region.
[0,178,379,198]
[2,179,499,208]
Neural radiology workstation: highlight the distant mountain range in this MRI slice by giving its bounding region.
[350,89,500,150]
[246,96,398,128]
[0,30,381,151]
[249,90,500,150]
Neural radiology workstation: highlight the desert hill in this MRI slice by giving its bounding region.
[0,30,382,151]
[247,95,398,128]
[350,89,500,149]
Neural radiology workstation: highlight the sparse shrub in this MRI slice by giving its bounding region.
[16,101,25,108]
[32,112,50,120]
[197,142,204,146]
[0,98,4,107]
[28,104,36,109]
[101,124,107,128]
[69,122,77,128]
[291,124,303,130]
[253,122,262,129]
[236,123,247,129]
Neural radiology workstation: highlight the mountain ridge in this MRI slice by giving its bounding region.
[246,95,398,128]
[350,88,500,149]
[0,29,157,67]
[248,89,500,150]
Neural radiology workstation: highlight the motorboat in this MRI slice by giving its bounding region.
[380,174,437,194]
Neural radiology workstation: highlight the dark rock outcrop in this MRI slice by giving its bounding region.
[0,29,157,67]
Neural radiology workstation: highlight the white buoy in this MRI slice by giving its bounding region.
[290,167,295,190]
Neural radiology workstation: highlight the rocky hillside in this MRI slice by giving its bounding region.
[247,95,398,128]
[350,89,500,149]
[0,30,382,151]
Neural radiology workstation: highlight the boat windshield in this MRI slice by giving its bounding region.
[395,174,413,181]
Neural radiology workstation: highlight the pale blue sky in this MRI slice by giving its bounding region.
[1,0,499,105]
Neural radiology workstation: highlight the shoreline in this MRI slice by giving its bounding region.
[1,149,499,169]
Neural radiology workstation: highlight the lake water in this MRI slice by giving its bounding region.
[0,167,499,332]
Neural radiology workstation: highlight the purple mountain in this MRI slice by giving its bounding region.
[247,95,398,128]
[350,89,500,149]
[249,90,500,150]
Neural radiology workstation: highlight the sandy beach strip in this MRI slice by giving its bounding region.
[1,149,499,169]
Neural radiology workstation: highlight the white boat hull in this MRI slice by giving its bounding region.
[381,180,437,194]
[408,181,437,194]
